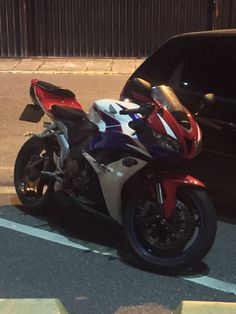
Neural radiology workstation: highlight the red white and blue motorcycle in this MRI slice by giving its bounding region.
[14,78,217,271]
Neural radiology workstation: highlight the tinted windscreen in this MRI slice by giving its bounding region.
[152,85,187,112]
[152,85,191,129]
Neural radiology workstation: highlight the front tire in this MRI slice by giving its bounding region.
[14,136,56,212]
[123,188,217,271]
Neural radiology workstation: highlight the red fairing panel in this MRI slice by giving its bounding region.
[162,175,205,219]
[31,79,82,112]
[148,104,201,159]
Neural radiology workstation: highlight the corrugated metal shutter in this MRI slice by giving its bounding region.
[26,0,212,57]
[213,0,236,29]
[3,0,235,58]
[0,0,27,57]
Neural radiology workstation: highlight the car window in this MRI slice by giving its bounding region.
[179,41,236,99]
[198,97,236,124]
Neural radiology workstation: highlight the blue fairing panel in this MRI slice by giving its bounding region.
[86,131,138,152]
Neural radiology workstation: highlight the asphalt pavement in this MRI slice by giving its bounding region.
[0,193,236,314]
[0,63,236,314]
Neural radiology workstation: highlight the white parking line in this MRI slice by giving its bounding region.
[0,216,235,295]
[183,276,236,295]
[0,217,116,257]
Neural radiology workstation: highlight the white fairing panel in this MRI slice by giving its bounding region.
[83,152,147,224]
[87,102,106,132]
[88,99,140,136]
[88,99,151,157]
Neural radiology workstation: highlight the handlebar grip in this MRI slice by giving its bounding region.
[119,108,142,115]
[120,104,155,116]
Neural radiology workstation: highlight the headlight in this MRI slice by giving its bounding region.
[152,130,180,152]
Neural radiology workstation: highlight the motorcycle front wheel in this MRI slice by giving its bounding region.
[14,136,56,212]
[123,188,217,271]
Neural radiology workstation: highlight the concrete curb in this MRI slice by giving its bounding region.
[0,58,144,75]
[174,301,236,314]
[0,70,128,75]
[0,186,15,194]
[0,299,235,313]
[0,299,68,314]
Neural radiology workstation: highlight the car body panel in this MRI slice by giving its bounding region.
[120,30,236,215]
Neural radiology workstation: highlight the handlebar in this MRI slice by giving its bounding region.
[119,104,155,117]
[119,108,143,115]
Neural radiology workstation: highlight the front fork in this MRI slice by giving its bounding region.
[156,182,164,205]
[156,175,205,219]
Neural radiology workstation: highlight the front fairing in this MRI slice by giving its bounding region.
[147,103,201,159]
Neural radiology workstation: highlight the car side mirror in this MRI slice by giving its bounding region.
[202,93,216,106]
[196,93,216,116]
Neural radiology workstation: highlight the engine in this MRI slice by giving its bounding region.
[65,153,90,192]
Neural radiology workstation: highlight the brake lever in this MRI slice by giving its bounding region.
[140,103,155,117]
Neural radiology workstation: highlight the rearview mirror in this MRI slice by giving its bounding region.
[130,78,152,101]
[202,93,216,106]
[196,93,216,116]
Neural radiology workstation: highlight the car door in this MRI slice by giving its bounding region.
[169,38,236,158]
[120,31,236,212]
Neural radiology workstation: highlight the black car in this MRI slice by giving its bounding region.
[121,29,236,216]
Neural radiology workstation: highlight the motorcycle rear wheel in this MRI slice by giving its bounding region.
[123,188,217,271]
[14,136,55,212]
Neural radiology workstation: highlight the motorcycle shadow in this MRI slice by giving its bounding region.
[17,200,210,278]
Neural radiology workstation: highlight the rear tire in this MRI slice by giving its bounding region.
[14,136,56,212]
[123,188,217,271]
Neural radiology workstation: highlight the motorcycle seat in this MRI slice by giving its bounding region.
[51,104,87,121]
[51,105,99,145]
[36,80,75,98]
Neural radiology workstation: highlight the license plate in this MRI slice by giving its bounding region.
[19,104,44,123]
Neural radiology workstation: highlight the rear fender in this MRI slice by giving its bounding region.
[162,175,205,219]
